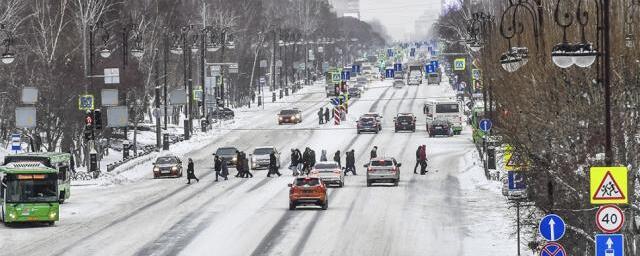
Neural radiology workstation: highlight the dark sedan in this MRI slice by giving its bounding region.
[428,119,453,137]
[215,147,239,166]
[278,109,302,124]
[208,107,235,120]
[152,155,183,178]
[357,117,380,134]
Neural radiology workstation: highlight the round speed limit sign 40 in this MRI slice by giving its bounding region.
[596,205,624,233]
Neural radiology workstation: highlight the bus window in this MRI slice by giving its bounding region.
[436,104,460,114]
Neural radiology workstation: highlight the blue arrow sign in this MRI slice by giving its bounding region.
[11,133,20,152]
[479,119,492,132]
[330,98,340,106]
[387,48,394,57]
[431,60,439,69]
[385,69,395,78]
[508,171,526,190]
[596,234,623,256]
[426,64,435,74]
[540,242,566,256]
[394,63,403,72]
[410,48,416,57]
[539,214,566,242]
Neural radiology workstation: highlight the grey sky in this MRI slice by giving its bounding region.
[359,0,442,41]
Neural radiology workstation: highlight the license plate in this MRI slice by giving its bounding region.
[161,170,170,174]
[401,122,408,125]
[435,127,442,129]
[302,190,314,194]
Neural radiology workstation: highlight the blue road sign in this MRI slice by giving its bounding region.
[387,48,394,57]
[479,119,492,132]
[539,214,566,242]
[11,134,20,152]
[394,63,403,72]
[596,234,624,256]
[431,60,439,69]
[540,242,566,256]
[341,70,351,81]
[410,48,416,57]
[385,69,395,78]
[428,46,433,52]
[330,98,340,106]
[426,64,435,74]
[508,171,526,190]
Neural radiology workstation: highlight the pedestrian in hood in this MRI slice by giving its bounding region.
[214,155,222,182]
[186,158,199,184]
[419,145,428,175]
[320,149,328,162]
[220,159,229,180]
[268,151,282,177]
[318,108,324,125]
[414,146,421,174]
[324,108,330,124]
[333,150,341,168]
[290,149,300,176]
[302,148,311,173]
[235,150,243,178]
[370,146,378,159]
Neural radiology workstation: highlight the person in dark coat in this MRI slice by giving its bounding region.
[324,108,330,123]
[414,146,421,174]
[290,149,300,176]
[268,152,282,177]
[235,150,243,177]
[295,149,303,175]
[302,148,311,173]
[333,150,341,168]
[220,159,229,180]
[370,146,378,159]
[318,108,324,124]
[345,150,356,175]
[309,149,316,174]
[214,155,223,182]
[186,158,199,184]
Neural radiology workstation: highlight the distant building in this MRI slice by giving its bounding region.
[328,0,360,20]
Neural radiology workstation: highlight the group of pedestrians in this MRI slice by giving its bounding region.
[414,145,428,175]
[234,150,253,178]
[301,147,317,174]
[289,149,304,176]
[317,107,331,124]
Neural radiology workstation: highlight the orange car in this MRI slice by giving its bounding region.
[288,177,328,210]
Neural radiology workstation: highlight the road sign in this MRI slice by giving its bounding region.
[590,167,628,205]
[394,63,403,72]
[330,98,340,106]
[79,95,95,110]
[331,72,341,83]
[540,242,566,256]
[387,48,394,57]
[341,70,351,81]
[11,134,20,152]
[504,144,527,171]
[211,65,221,76]
[385,68,395,78]
[454,58,466,71]
[539,214,566,242]
[431,60,439,69]
[426,64,435,74]
[259,77,266,87]
[104,68,120,84]
[259,60,268,68]
[322,62,329,73]
[410,48,415,57]
[596,205,624,233]
[15,107,37,129]
[508,171,526,190]
[595,234,624,256]
[169,89,187,105]
[479,119,492,132]
[21,87,38,104]
[106,106,129,128]
[472,69,482,80]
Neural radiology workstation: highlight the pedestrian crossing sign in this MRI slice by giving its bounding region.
[504,145,527,171]
[454,58,466,71]
[590,167,628,205]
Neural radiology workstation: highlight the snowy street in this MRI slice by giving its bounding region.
[1,80,516,256]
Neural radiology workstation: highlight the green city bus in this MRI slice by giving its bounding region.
[4,152,72,203]
[0,167,60,225]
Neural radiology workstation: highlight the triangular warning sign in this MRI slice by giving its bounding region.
[593,171,626,200]
[506,153,526,167]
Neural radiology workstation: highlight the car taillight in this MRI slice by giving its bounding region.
[334,169,341,174]
[390,167,397,173]
[367,168,373,173]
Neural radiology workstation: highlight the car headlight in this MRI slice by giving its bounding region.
[153,167,160,172]
[291,116,296,120]
[9,212,16,220]
[172,166,178,171]
[232,157,237,162]
[278,117,283,120]
[49,211,57,219]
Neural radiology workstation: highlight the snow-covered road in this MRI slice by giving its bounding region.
[1,80,517,256]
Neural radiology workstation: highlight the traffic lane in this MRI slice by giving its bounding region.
[245,82,417,256]
[2,87,329,255]
[177,81,401,256]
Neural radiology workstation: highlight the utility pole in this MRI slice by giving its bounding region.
[154,49,161,149]
[163,29,168,130]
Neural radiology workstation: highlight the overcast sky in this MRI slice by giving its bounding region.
[359,0,442,41]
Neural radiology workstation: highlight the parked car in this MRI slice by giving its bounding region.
[357,117,380,134]
[365,157,401,187]
[348,87,362,98]
[278,108,303,124]
[208,107,235,120]
[288,177,328,210]
[394,113,416,132]
[152,155,183,178]
[215,147,239,166]
[310,162,344,187]
[250,146,281,170]
[428,119,454,137]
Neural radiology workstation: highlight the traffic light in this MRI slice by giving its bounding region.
[84,110,94,129]
[93,109,102,130]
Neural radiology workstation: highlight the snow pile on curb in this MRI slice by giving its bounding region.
[458,149,502,194]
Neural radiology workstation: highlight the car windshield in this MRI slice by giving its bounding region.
[156,157,177,164]
[6,173,58,203]
[436,104,459,114]
[295,178,320,186]
[314,163,338,170]
[253,148,274,155]
[216,148,237,155]
[360,118,375,123]
[279,110,297,115]
[397,116,413,122]
[371,160,393,166]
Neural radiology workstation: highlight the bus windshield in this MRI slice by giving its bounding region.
[436,104,459,114]
[6,173,58,203]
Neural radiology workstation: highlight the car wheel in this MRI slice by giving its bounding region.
[289,202,296,210]
[367,181,372,187]
[339,181,344,188]
[321,200,328,210]
[394,129,397,133]
[357,131,361,134]
[394,180,399,186]
[48,221,55,226]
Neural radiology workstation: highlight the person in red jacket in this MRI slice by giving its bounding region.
[419,145,428,175]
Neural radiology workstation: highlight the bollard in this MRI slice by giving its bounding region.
[258,96,262,106]
[334,108,341,125]
[123,140,130,159]
[201,119,208,132]
[279,89,284,99]
[487,147,496,170]
[272,92,276,102]
[163,134,170,150]
[285,87,289,96]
